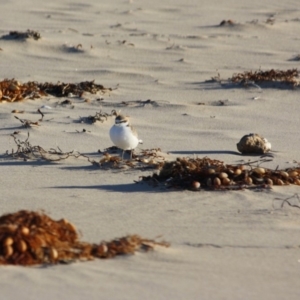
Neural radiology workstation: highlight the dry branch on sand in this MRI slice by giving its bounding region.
[7,132,80,161]
[141,157,300,191]
[0,79,112,103]
[0,210,169,266]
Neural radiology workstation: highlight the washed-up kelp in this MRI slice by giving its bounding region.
[0,79,111,102]
[231,69,299,86]
[0,210,169,266]
[141,157,300,190]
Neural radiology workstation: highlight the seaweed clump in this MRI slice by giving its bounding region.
[141,157,300,191]
[0,210,169,266]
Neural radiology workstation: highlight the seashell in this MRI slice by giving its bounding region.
[192,181,201,189]
[237,133,271,154]
[288,171,298,177]
[253,167,265,175]
[218,172,228,179]
[3,237,14,247]
[4,245,13,257]
[222,177,231,185]
[16,240,27,252]
[244,177,253,185]
[213,177,221,186]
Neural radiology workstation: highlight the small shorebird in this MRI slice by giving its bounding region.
[109,114,142,159]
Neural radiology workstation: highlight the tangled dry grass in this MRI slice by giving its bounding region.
[141,157,300,191]
[0,210,169,266]
[0,79,111,102]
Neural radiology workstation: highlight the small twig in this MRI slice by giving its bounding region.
[37,109,44,121]
[273,194,300,210]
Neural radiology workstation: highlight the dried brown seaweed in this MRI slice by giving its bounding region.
[0,79,46,102]
[91,148,166,169]
[231,69,299,86]
[38,80,111,97]
[0,210,169,266]
[141,157,300,191]
[80,109,117,124]
[0,79,112,103]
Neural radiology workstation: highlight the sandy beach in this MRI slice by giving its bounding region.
[1,0,300,299]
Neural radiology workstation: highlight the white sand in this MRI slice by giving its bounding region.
[1,0,300,299]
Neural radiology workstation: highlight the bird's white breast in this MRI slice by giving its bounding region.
[109,124,139,150]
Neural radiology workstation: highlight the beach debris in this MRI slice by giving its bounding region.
[7,132,80,161]
[0,210,169,266]
[2,30,41,40]
[13,109,45,128]
[36,80,111,97]
[7,133,165,170]
[11,110,25,114]
[120,99,170,108]
[14,116,40,128]
[273,194,300,210]
[237,133,271,154]
[219,20,235,26]
[90,148,166,170]
[80,109,117,124]
[0,79,46,102]
[0,79,112,103]
[140,156,300,191]
[231,69,299,87]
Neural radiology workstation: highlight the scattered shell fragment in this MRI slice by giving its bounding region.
[237,133,271,154]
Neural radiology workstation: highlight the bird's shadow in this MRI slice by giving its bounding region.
[50,182,164,193]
